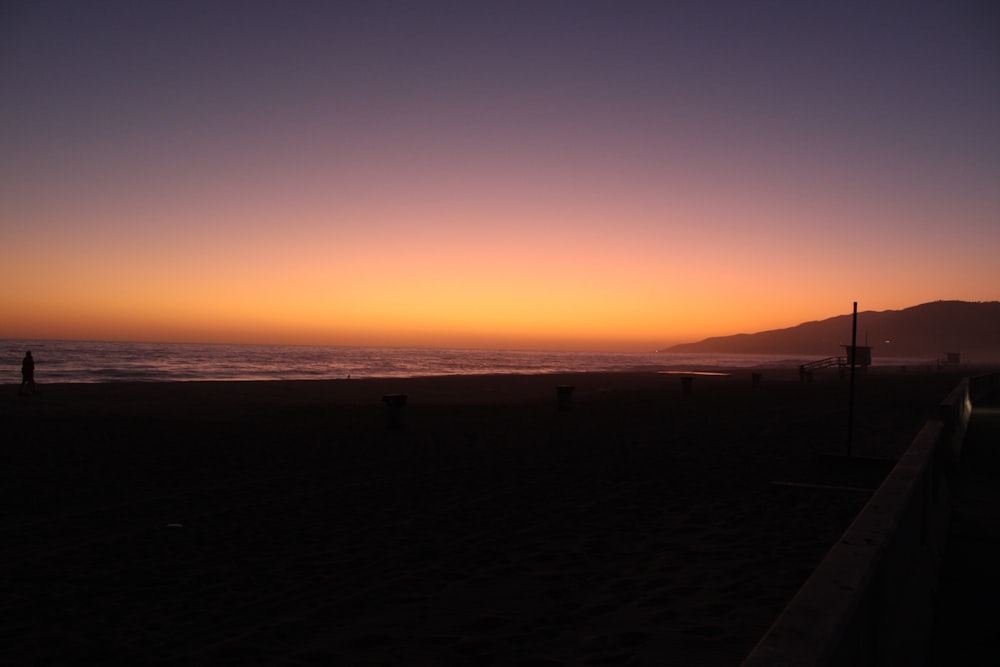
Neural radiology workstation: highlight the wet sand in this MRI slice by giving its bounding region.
[1,367,976,665]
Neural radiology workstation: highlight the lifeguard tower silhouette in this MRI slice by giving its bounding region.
[800,344,872,378]
[841,344,872,369]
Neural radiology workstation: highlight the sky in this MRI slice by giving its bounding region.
[1,0,998,351]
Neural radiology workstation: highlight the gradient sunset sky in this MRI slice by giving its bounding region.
[2,1,998,351]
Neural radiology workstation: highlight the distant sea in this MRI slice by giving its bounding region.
[0,339,838,383]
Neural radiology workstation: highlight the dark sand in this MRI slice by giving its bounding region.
[1,366,978,666]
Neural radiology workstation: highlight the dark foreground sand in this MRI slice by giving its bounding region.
[1,366,981,666]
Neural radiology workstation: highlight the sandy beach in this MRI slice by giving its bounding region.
[1,366,978,666]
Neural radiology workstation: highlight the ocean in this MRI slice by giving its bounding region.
[0,339,821,383]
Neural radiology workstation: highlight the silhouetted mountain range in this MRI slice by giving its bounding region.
[666,301,1000,360]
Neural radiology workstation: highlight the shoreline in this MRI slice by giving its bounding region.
[8,335,993,384]
[2,367,983,665]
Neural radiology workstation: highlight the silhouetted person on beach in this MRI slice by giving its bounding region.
[20,351,35,395]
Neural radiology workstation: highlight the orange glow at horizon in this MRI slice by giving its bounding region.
[5,180,1000,350]
[5,197,997,350]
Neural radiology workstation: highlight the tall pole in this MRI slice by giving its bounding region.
[847,301,858,457]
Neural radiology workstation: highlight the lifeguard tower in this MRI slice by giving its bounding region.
[842,344,872,369]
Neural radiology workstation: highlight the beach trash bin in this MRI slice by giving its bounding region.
[681,376,693,395]
[556,385,574,411]
[751,372,762,387]
[382,394,407,429]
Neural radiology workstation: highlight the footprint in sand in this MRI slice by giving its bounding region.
[452,639,494,657]
[723,563,748,577]
[516,658,566,667]
[578,602,618,616]
[613,631,652,648]
[637,591,674,607]
[684,624,724,638]
[583,651,634,665]
[341,633,393,649]
[652,608,682,622]
[702,601,736,615]
[464,616,511,632]
[586,631,653,651]
[722,584,761,601]
[290,649,342,663]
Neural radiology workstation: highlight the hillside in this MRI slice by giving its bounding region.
[665,301,1000,360]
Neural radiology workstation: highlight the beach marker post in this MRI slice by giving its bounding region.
[681,376,694,395]
[382,394,408,429]
[847,301,858,457]
[556,385,574,411]
[752,372,762,388]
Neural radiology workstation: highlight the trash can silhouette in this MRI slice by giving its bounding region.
[382,394,407,429]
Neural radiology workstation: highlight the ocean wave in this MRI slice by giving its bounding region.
[2,340,818,383]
